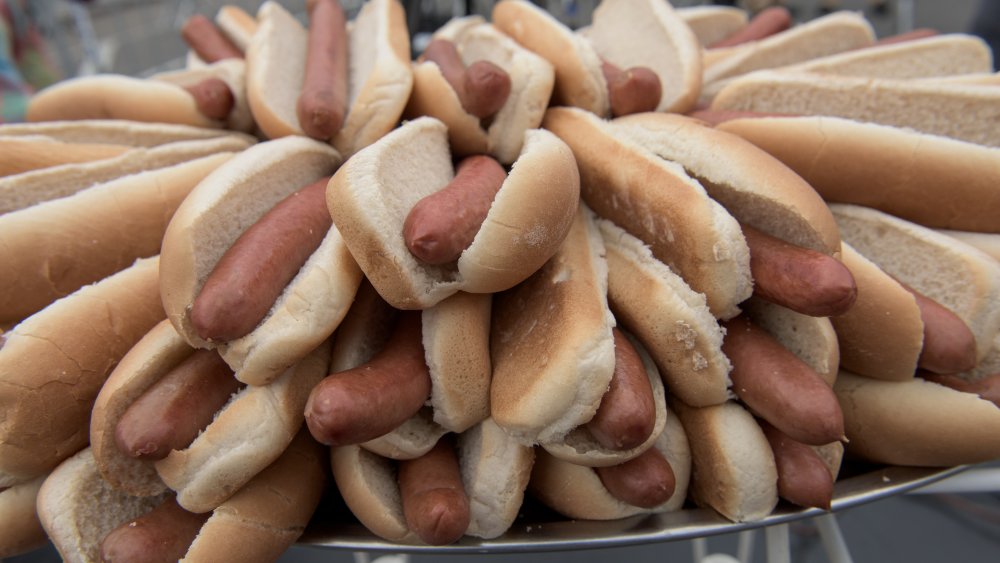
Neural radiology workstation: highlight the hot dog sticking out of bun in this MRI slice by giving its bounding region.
[160,136,362,386]
[37,431,326,563]
[246,0,412,157]
[181,5,256,67]
[90,319,330,513]
[493,0,701,117]
[705,6,792,49]
[326,116,579,310]
[404,15,555,164]
[676,5,750,48]
[330,418,533,544]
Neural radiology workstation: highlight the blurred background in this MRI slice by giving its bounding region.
[3,0,1000,562]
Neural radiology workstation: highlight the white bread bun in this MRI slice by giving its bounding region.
[0,136,129,176]
[0,257,163,488]
[598,218,731,407]
[829,243,923,381]
[717,116,1000,233]
[490,204,615,446]
[0,152,234,325]
[584,0,703,114]
[151,59,254,132]
[832,204,1000,363]
[677,5,749,47]
[672,399,778,522]
[528,411,691,520]
[0,135,252,216]
[0,118,253,146]
[405,16,555,164]
[0,475,47,558]
[244,1,306,138]
[329,444,416,544]
[742,297,840,386]
[835,371,1000,466]
[215,5,258,52]
[327,116,580,309]
[492,0,610,116]
[543,106,751,319]
[937,230,1000,263]
[703,11,875,86]
[711,70,1000,148]
[611,112,841,257]
[540,331,667,467]
[160,136,361,386]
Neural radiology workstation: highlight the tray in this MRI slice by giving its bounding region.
[297,463,967,554]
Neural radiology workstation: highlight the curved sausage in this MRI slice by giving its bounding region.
[403,154,507,265]
[191,176,333,342]
[115,349,242,461]
[397,435,470,545]
[920,371,1000,409]
[586,328,656,450]
[723,315,845,446]
[182,78,235,121]
[99,495,209,563]
[601,60,662,117]
[420,38,511,119]
[297,0,349,140]
[901,283,977,374]
[594,446,676,508]
[742,223,857,317]
[708,6,793,49]
[304,312,431,446]
[760,420,834,510]
[181,14,243,62]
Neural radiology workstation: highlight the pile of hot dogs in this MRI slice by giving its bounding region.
[2,0,1000,560]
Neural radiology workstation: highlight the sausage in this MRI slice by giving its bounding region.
[722,315,845,446]
[297,0,349,141]
[760,420,834,510]
[304,312,431,446]
[901,283,977,374]
[708,6,793,49]
[594,446,676,508]
[180,14,243,62]
[115,349,242,461]
[600,60,662,117]
[397,435,470,545]
[190,176,333,342]
[182,77,235,121]
[402,155,507,265]
[920,371,1000,409]
[420,39,511,119]
[99,495,209,563]
[742,223,857,317]
[585,328,656,450]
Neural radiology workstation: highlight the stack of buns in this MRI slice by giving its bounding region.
[2,0,1000,559]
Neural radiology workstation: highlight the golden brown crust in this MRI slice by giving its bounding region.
[0,476,48,558]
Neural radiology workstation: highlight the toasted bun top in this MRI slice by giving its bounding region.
[832,204,1000,363]
[26,75,221,128]
[717,116,1000,234]
[327,117,579,309]
[612,112,841,256]
[835,371,1000,466]
[677,5,749,47]
[490,205,615,445]
[0,257,163,488]
[829,243,923,381]
[543,106,751,319]
[585,0,703,114]
[600,218,731,407]
[492,0,609,116]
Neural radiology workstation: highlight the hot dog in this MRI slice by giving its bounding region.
[405,16,551,164]
[759,420,834,510]
[676,5,749,47]
[586,328,657,451]
[297,0,349,141]
[182,77,236,120]
[904,283,978,374]
[707,6,792,48]
[99,495,209,563]
[593,446,676,509]
[397,436,470,546]
[182,14,244,63]
[160,136,362,386]
[600,60,662,117]
[327,116,579,310]
[493,0,701,116]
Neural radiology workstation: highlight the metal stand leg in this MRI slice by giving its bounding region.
[814,513,854,563]
[764,524,790,563]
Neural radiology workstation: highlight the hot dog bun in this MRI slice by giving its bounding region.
[151,59,254,132]
[0,118,251,146]
[215,5,258,52]
[330,418,533,543]
[160,136,361,386]
[37,431,326,563]
[677,5,749,47]
[0,475,47,558]
[938,230,1000,263]
[0,257,163,488]
[327,116,579,309]
[0,152,235,325]
[742,297,840,387]
[717,116,1000,233]
[0,137,129,176]
[543,106,750,319]
[405,16,555,164]
[246,0,412,157]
